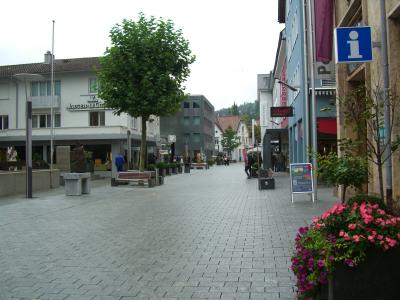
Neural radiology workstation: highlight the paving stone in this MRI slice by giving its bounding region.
[0,165,337,299]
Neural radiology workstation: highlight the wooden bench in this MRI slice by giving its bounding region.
[115,171,156,187]
[191,163,209,170]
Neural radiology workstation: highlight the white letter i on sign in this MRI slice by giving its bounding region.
[347,30,362,59]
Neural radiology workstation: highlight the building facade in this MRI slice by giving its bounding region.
[278,0,337,164]
[160,95,215,160]
[334,0,400,202]
[216,115,250,161]
[0,56,159,176]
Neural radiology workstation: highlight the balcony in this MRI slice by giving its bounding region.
[31,96,61,109]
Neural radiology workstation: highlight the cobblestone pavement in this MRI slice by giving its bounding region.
[0,163,337,300]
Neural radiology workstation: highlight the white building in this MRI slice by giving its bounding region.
[258,73,274,140]
[216,115,250,161]
[0,55,160,176]
[214,121,223,154]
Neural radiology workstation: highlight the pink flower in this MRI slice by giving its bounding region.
[348,223,356,230]
[377,209,386,215]
[317,260,325,268]
[352,235,360,242]
[344,233,350,241]
[377,234,383,240]
[388,239,397,247]
[368,235,375,242]
[339,230,345,237]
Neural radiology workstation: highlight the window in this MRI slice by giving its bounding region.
[193,101,200,108]
[192,133,201,143]
[89,78,98,94]
[31,81,61,96]
[184,133,190,144]
[183,102,190,108]
[192,116,201,125]
[89,111,105,126]
[131,117,138,129]
[32,113,60,128]
[54,113,61,127]
[0,115,9,130]
[183,116,190,126]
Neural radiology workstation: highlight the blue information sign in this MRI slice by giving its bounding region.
[335,26,373,63]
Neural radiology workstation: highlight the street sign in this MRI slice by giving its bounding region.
[335,26,373,63]
[271,106,293,117]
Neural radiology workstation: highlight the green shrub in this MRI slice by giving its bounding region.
[156,162,166,169]
[147,164,156,171]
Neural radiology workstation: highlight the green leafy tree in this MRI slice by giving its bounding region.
[230,102,240,115]
[98,13,195,171]
[339,84,400,204]
[221,126,241,157]
[317,152,369,203]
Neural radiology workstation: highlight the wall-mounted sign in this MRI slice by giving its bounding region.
[335,26,373,63]
[67,102,111,111]
[271,106,293,117]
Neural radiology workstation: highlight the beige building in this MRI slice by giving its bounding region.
[335,1,400,204]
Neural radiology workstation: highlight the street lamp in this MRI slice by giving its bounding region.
[14,73,44,198]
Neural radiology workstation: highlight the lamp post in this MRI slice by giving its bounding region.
[13,73,44,198]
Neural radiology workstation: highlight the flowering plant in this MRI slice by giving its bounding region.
[291,202,400,300]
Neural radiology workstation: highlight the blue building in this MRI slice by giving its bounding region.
[278,0,337,164]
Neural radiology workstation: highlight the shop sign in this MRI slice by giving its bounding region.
[270,106,293,117]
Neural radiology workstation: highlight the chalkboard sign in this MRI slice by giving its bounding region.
[290,163,314,202]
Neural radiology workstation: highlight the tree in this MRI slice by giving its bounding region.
[317,152,368,203]
[221,126,241,157]
[230,102,239,115]
[98,14,195,171]
[339,84,400,205]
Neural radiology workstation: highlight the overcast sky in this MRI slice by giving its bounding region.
[0,0,283,110]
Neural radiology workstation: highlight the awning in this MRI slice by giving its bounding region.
[317,118,337,135]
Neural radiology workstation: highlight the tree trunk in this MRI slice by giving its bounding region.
[377,161,384,202]
[139,117,148,172]
[342,185,347,203]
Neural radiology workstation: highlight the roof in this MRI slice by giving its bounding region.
[216,115,241,132]
[0,57,100,79]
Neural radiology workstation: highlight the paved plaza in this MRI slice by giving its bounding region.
[0,163,337,300]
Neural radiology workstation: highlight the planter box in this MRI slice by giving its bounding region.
[184,164,190,173]
[322,248,400,300]
[258,178,275,190]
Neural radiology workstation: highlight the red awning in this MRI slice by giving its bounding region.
[317,118,337,135]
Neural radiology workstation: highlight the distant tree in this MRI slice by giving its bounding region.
[98,14,195,171]
[221,126,241,157]
[230,102,240,115]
